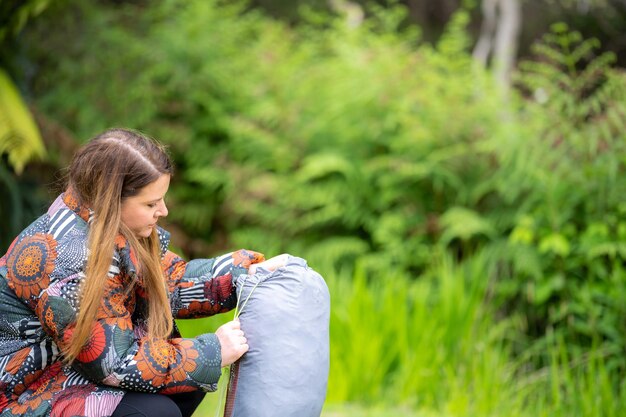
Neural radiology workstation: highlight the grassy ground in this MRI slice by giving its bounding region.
[194,398,422,417]
[188,371,421,417]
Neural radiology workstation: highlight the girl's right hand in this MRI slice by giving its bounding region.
[215,319,249,367]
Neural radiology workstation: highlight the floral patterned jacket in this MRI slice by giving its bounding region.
[0,188,264,417]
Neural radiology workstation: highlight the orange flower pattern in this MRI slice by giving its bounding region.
[136,338,198,387]
[77,322,107,363]
[11,369,44,397]
[5,348,32,376]
[61,186,91,222]
[8,363,65,415]
[6,233,57,300]
[0,189,262,416]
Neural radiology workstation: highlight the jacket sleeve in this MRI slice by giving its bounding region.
[163,249,265,319]
[34,248,260,393]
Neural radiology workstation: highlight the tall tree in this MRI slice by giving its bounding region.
[473,0,522,89]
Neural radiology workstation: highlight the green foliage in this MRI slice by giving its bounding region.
[327,252,522,415]
[0,68,46,173]
[0,0,51,172]
[0,0,53,251]
[519,333,626,417]
[0,64,47,252]
[0,0,53,43]
[494,23,626,359]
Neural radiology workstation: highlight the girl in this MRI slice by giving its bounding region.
[0,128,285,417]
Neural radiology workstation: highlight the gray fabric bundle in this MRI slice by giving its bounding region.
[224,256,330,417]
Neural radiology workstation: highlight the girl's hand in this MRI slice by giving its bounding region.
[215,319,248,367]
[248,253,289,275]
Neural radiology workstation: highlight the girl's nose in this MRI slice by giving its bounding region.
[157,201,168,218]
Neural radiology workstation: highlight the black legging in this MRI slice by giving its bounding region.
[111,390,206,417]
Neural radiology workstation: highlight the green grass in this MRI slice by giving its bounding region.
[192,392,426,417]
[324,251,525,416]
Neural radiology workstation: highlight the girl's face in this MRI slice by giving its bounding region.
[121,174,170,238]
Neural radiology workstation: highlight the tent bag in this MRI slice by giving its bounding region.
[224,256,330,417]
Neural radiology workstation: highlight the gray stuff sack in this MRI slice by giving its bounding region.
[224,256,330,417]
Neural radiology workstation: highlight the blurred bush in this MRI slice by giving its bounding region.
[0,0,51,249]
[498,23,626,363]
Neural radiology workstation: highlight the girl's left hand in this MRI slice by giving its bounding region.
[248,253,289,275]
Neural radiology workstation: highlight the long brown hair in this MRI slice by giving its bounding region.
[64,128,174,363]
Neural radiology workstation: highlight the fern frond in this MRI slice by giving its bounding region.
[0,69,46,173]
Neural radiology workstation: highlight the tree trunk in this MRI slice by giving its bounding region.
[472,0,522,90]
[494,0,521,88]
[473,0,498,66]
